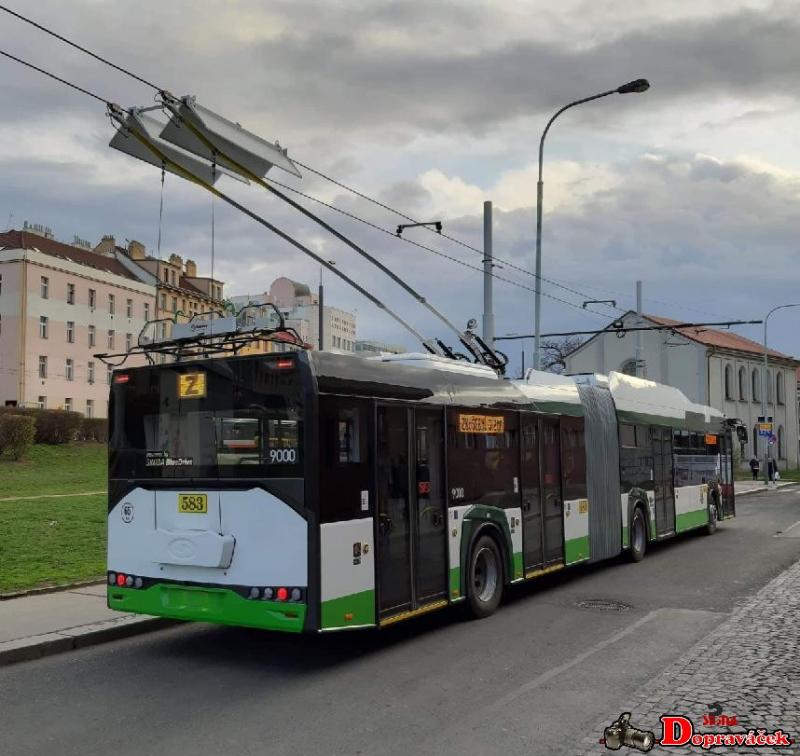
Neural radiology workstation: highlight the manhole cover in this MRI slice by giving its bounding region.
[577,599,631,612]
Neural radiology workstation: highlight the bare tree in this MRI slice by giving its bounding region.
[540,336,585,374]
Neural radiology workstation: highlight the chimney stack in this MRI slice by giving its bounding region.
[168,253,183,268]
[127,240,146,260]
[184,259,198,277]
[94,234,115,256]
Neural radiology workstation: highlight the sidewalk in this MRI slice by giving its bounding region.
[579,556,800,755]
[0,583,169,666]
[735,479,794,496]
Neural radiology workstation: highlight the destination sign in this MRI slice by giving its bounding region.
[458,414,505,434]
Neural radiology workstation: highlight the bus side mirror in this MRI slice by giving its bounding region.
[736,426,748,443]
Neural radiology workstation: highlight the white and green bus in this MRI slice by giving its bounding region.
[107,351,739,632]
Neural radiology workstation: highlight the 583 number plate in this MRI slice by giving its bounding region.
[177,494,207,513]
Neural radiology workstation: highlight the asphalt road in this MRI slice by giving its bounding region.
[3,487,800,756]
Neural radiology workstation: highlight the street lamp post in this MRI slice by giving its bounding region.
[533,78,650,370]
[761,303,800,486]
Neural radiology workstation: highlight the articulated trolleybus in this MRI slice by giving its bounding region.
[107,349,738,633]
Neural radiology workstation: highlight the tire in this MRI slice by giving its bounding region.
[629,506,647,562]
[466,534,504,618]
[705,495,718,535]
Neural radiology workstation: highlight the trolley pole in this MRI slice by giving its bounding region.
[482,200,495,347]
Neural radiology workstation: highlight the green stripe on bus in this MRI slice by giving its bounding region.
[449,566,461,599]
[107,584,306,633]
[622,525,629,549]
[513,551,524,580]
[321,589,375,629]
[676,509,708,532]
[565,536,590,565]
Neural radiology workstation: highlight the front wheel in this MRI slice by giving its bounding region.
[629,506,647,562]
[466,534,503,618]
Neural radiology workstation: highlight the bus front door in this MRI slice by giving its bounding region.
[521,415,565,573]
[376,406,447,621]
[653,426,676,536]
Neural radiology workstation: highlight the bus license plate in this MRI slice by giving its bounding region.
[178,494,207,514]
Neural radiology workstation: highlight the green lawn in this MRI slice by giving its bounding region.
[0,493,107,593]
[0,442,106,498]
[0,443,108,593]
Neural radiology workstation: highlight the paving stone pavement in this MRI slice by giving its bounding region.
[577,557,800,755]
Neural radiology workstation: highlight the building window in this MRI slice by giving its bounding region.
[767,370,774,404]
[37,395,46,409]
[40,276,49,298]
[126,298,133,318]
[160,293,167,311]
[64,397,72,412]
[66,321,75,343]
[86,399,94,419]
[752,369,760,402]
[108,293,115,315]
[724,363,733,400]
[39,316,48,339]
[125,333,132,351]
[87,361,94,384]
[752,425,758,456]
[620,358,637,376]
[738,366,747,400]
[144,302,150,321]
[107,364,113,385]
[778,425,785,459]
[38,355,47,379]
[88,325,96,348]
[65,358,74,381]
[89,288,96,309]
[172,296,178,313]
[108,330,115,349]
[777,372,785,405]
[67,282,75,305]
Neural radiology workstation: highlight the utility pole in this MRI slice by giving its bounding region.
[482,200,495,347]
[318,270,324,352]
[635,280,644,377]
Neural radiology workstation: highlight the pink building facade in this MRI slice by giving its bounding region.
[0,230,155,418]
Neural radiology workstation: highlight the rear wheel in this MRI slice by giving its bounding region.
[466,534,503,618]
[629,506,647,562]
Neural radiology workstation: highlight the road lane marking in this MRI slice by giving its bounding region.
[774,519,800,537]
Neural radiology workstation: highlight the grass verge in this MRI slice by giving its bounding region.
[0,493,107,593]
[0,443,106,499]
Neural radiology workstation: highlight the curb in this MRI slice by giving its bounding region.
[0,578,105,602]
[0,616,176,667]
[735,482,798,498]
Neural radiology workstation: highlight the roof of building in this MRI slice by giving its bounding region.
[643,313,792,360]
[116,246,220,301]
[0,229,139,281]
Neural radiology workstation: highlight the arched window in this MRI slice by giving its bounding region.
[777,372,785,405]
[724,364,733,400]
[752,425,758,456]
[738,366,747,400]
[778,426,785,459]
[752,369,761,402]
[620,359,637,376]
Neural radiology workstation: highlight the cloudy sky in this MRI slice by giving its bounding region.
[1,0,799,370]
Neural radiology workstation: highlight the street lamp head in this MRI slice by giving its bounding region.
[617,78,650,94]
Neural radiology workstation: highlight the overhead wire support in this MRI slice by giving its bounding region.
[495,320,764,341]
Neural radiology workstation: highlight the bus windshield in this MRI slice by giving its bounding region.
[109,357,303,479]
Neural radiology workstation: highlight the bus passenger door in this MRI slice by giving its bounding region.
[376,406,412,617]
[521,415,544,571]
[412,409,447,604]
[541,418,565,565]
[653,427,675,536]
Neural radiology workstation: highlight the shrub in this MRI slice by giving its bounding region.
[80,417,108,443]
[0,407,83,444]
[0,414,36,460]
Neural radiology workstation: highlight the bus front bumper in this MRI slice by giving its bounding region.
[108,583,307,633]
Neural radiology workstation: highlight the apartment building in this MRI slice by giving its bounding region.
[0,227,154,418]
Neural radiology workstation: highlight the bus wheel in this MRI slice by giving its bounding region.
[467,534,503,618]
[629,506,647,562]
[705,497,718,536]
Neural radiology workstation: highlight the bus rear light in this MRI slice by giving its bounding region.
[114,374,130,384]
[262,587,274,600]
[125,575,134,587]
[116,573,127,587]
[108,572,116,585]
[290,588,302,602]
[134,577,143,589]
[276,587,289,601]
[276,359,294,370]
[249,587,261,599]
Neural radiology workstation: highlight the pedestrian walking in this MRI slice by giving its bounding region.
[749,456,760,481]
